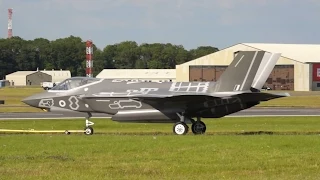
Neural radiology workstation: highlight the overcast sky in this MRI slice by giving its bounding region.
[0,0,319,50]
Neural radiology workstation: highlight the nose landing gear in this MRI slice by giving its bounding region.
[84,112,94,135]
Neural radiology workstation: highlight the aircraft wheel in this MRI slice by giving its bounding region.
[191,121,206,135]
[173,122,189,135]
[84,126,94,135]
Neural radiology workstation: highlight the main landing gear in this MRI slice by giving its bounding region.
[84,112,94,135]
[173,114,206,135]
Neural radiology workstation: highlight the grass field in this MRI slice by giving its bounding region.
[1,87,320,179]
[1,86,320,112]
[0,86,43,112]
[2,117,320,134]
[1,117,320,179]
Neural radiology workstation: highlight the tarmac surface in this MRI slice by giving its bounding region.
[1,107,320,120]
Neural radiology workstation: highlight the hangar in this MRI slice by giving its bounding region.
[96,69,176,82]
[5,69,71,86]
[176,43,320,91]
[5,71,52,86]
[41,69,71,83]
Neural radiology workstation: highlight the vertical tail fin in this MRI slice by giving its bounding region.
[251,52,281,90]
[213,51,281,92]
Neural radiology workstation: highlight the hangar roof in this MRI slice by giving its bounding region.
[242,43,320,63]
[6,71,39,76]
[96,69,176,79]
[7,70,71,77]
[41,69,71,77]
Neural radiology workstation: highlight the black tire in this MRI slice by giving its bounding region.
[191,121,206,135]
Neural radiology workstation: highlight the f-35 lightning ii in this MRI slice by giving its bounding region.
[22,51,290,135]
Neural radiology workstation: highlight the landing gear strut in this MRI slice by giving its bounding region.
[173,114,206,135]
[84,112,94,135]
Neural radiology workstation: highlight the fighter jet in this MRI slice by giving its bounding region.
[22,51,290,135]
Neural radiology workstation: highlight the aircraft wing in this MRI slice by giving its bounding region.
[81,91,289,115]
[83,93,222,104]
[128,92,290,106]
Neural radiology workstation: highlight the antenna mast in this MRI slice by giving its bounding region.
[86,40,93,77]
[8,8,13,38]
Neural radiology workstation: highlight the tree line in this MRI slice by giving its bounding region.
[0,36,219,79]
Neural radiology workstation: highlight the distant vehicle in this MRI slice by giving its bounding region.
[261,85,272,91]
[41,82,59,90]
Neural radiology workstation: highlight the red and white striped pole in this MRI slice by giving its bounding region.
[8,8,13,38]
[85,40,93,77]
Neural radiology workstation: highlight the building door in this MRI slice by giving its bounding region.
[189,65,227,82]
[265,65,294,90]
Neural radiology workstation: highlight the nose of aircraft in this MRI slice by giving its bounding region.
[22,95,41,108]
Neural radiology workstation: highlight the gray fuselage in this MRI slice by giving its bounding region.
[22,78,255,123]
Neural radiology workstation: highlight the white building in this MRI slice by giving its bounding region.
[5,69,71,86]
[41,69,71,83]
[5,71,52,86]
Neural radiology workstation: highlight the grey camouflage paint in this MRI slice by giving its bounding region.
[22,51,289,123]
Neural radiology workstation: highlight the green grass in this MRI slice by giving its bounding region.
[0,87,44,112]
[1,117,320,134]
[0,86,44,105]
[258,95,320,107]
[1,117,320,179]
[1,135,320,180]
[258,90,320,107]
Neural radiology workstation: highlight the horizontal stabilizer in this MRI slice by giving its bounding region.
[234,92,290,101]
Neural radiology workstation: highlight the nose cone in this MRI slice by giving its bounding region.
[22,92,56,110]
[22,95,41,108]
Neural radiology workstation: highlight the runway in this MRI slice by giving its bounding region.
[0,108,320,120]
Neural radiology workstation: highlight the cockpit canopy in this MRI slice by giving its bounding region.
[50,77,101,91]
